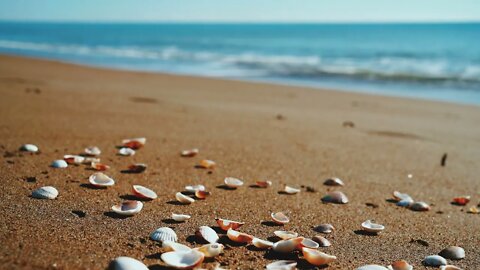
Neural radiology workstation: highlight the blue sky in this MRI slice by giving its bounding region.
[0,0,479,23]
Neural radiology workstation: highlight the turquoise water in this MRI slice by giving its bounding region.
[0,22,479,104]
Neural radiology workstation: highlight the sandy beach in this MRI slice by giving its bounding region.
[0,54,479,269]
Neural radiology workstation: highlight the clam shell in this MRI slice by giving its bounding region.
[63,155,85,165]
[195,243,224,258]
[118,147,135,156]
[323,177,344,186]
[387,260,413,270]
[162,241,191,252]
[161,250,204,269]
[357,265,389,270]
[361,220,385,233]
[322,191,348,204]
[226,228,253,243]
[84,146,101,156]
[181,148,199,157]
[272,237,304,253]
[91,161,110,171]
[109,256,148,270]
[256,180,272,188]
[452,196,470,206]
[302,247,336,266]
[89,172,115,187]
[274,230,298,240]
[392,191,413,202]
[195,190,211,199]
[439,246,465,260]
[31,186,58,199]
[111,200,143,216]
[83,157,100,164]
[198,159,216,169]
[298,238,320,249]
[51,159,68,168]
[423,255,447,266]
[128,163,147,173]
[132,185,157,200]
[252,238,274,249]
[171,213,191,222]
[122,137,146,149]
[284,185,300,194]
[440,266,464,270]
[224,177,243,188]
[175,192,195,204]
[20,144,39,153]
[196,226,219,244]
[266,260,297,270]
[396,198,413,207]
[271,212,289,225]
[314,224,335,234]
[312,235,331,247]
[216,218,244,231]
[185,185,205,193]
[150,227,178,243]
[410,201,430,211]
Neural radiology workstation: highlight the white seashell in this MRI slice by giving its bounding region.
[361,220,385,233]
[298,238,319,249]
[20,144,39,153]
[162,241,191,252]
[439,246,465,260]
[122,137,146,149]
[198,159,216,169]
[83,157,100,164]
[396,198,413,207]
[423,255,447,266]
[63,155,85,165]
[321,191,348,204]
[323,177,344,186]
[181,148,199,157]
[274,231,298,240]
[89,172,115,187]
[51,159,68,168]
[272,237,304,253]
[109,256,148,270]
[216,218,244,231]
[387,260,413,270]
[284,186,300,194]
[150,227,178,243]
[171,213,191,222]
[252,238,273,249]
[266,260,297,270]
[132,185,157,199]
[195,243,224,258]
[31,186,58,199]
[357,265,389,270]
[175,192,194,204]
[118,147,135,156]
[185,185,205,193]
[161,250,204,269]
[226,228,254,243]
[111,201,143,216]
[196,226,219,244]
[302,247,336,266]
[314,224,335,234]
[312,235,331,247]
[224,177,243,188]
[440,265,464,270]
[271,212,289,225]
[410,201,430,211]
[392,191,413,202]
[256,180,272,188]
[84,146,101,156]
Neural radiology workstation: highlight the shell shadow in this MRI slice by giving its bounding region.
[277,191,294,195]
[354,230,379,236]
[162,218,184,224]
[261,221,283,227]
[263,249,299,261]
[148,264,170,270]
[267,236,281,242]
[166,200,186,206]
[216,185,237,190]
[211,226,226,234]
[246,245,265,251]
[186,235,203,245]
[145,253,162,260]
[80,183,107,190]
[104,211,129,219]
[385,199,397,203]
[248,185,263,189]
[120,194,151,201]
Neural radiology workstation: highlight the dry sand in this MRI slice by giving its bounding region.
[0,54,479,269]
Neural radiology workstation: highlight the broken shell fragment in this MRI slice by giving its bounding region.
[312,235,331,247]
[252,238,274,249]
[181,148,199,157]
[323,177,344,186]
[111,200,143,216]
[51,159,68,168]
[226,228,254,243]
[171,213,191,222]
[127,163,147,173]
[256,180,272,188]
[150,227,178,243]
[195,190,211,199]
[31,186,58,199]
[162,241,191,252]
[185,185,205,193]
[361,220,385,234]
[322,191,348,204]
[357,265,389,270]
[20,144,39,153]
[467,206,479,214]
[274,230,298,240]
[439,246,465,260]
[89,172,115,187]
[63,155,85,165]
[266,260,297,270]
[118,147,135,156]
[195,243,224,258]
[284,186,300,194]
[302,247,336,266]
[271,212,289,225]
[423,255,447,266]
[175,192,194,204]
[109,256,148,270]
[91,161,110,171]
[196,226,219,244]
[387,260,413,270]
[198,159,216,169]
[216,218,245,231]
[298,238,320,249]
[84,146,101,156]
[122,137,146,150]
[161,250,204,269]
[452,196,470,206]
[410,201,430,211]
[224,177,243,188]
[132,185,157,200]
[272,237,304,253]
[314,224,335,234]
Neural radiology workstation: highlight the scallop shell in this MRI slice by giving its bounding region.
[89,172,115,187]
[122,137,146,149]
[171,213,191,222]
[63,155,85,165]
[439,246,465,260]
[423,255,447,266]
[51,159,68,168]
[226,228,254,243]
[284,186,300,194]
[215,218,245,231]
[181,148,199,157]
[274,230,298,240]
[109,256,148,270]
[184,185,206,193]
[195,243,224,258]
[175,192,195,204]
[302,247,336,266]
[357,265,389,270]
[323,177,344,186]
[322,191,348,204]
[196,226,219,244]
[272,237,304,253]
[198,159,216,169]
[314,224,335,234]
[128,163,147,173]
[161,250,204,269]
[224,177,243,188]
[266,260,297,270]
[387,260,413,270]
[361,220,385,233]
[410,201,430,211]
[84,146,101,156]
[271,212,289,225]
[91,161,110,171]
[312,235,331,247]
[195,190,211,199]
[118,147,135,156]
[111,200,143,216]
[31,186,58,199]
[162,241,192,252]
[20,144,39,153]
[132,185,157,200]
[150,227,178,243]
[256,180,272,188]
[252,238,274,249]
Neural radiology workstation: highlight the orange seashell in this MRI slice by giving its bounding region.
[215,218,244,231]
[181,148,199,157]
[256,180,272,188]
[122,137,146,150]
[226,228,254,243]
[195,190,211,199]
[198,159,216,169]
[91,161,110,171]
[452,196,470,206]
[128,163,147,173]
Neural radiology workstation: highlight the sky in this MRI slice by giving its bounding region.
[0,0,479,23]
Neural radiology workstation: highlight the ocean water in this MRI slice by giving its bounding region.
[0,22,479,105]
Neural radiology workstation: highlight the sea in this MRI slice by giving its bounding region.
[0,22,479,105]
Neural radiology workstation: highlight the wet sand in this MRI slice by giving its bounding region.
[0,54,479,269]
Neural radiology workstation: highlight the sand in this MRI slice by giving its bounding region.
[0,54,479,270]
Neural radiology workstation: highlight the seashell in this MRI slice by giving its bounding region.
[392,191,413,202]
[91,161,110,171]
[387,260,413,270]
[252,238,274,249]
[272,237,304,253]
[323,177,344,186]
[274,230,298,240]
[226,228,254,243]
[111,200,143,216]
[467,206,479,214]
[322,191,348,204]
[128,163,147,173]
[439,246,465,260]
[185,185,205,193]
[20,144,39,153]
[396,198,413,207]
[171,213,191,222]
[423,255,447,266]
[452,196,470,206]
[63,155,85,165]
[51,159,68,168]
[298,238,320,249]
[162,241,191,252]
[357,265,389,270]
[216,218,244,231]
[195,190,211,199]
[224,177,243,188]
[161,250,204,269]
[118,147,135,156]
[312,235,331,247]
[284,185,300,194]
[195,243,224,258]
[196,226,219,244]
[256,180,272,188]
[83,157,100,164]
[361,220,385,234]
[132,185,157,200]
[122,137,146,150]
[266,260,297,270]
[271,212,289,225]
[150,227,178,242]
[410,201,430,211]
[175,192,195,204]
[89,172,115,187]
[84,146,101,156]
[31,186,58,199]
[440,266,464,270]
[181,148,199,157]
[198,159,216,169]
[109,256,148,270]
[302,247,336,266]
[314,224,335,234]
